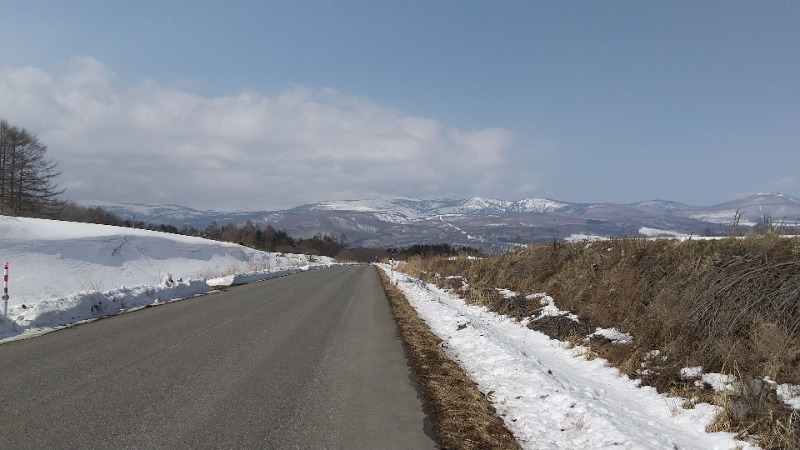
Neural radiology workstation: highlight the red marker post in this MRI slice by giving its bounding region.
[3,263,8,316]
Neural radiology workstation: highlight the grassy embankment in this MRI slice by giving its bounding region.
[400,235,800,449]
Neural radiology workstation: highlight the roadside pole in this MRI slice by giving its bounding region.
[3,262,8,316]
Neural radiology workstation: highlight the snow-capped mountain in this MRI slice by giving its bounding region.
[687,193,800,227]
[293,196,576,218]
[81,193,800,252]
[81,200,222,223]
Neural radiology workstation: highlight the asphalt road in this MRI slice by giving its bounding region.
[0,265,437,449]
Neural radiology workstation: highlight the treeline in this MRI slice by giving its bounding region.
[389,243,482,258]
[53,201,348,257]
[200,220,348,256]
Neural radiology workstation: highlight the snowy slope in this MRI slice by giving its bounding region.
[0,216,333,340]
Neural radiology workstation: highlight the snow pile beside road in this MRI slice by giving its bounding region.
[0,216,333,306]
[381,266,752,450]
[0,215,335,341]
[0,277,211,340]
[206,266,308,287]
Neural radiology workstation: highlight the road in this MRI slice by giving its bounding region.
[0,265,437,449]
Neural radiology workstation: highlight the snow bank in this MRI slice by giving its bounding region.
[381,265,751,450]
[1,277,211,341]
[0,216,333,306]
[0,215,336,342]
[207,265,331,287]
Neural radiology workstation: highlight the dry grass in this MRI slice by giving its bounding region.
[401,236,800,448]
[376,267,520,450]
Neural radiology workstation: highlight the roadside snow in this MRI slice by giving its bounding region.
[0,216,334,341]
[777,384,800,410]
[565,233,607,242]
[590,327,634,345]
[527,292,580,322]
[0,216,331,306]
[206,267,308,287]
[496,288,518,299]
[381,265,752,450]
[0,277,212,341]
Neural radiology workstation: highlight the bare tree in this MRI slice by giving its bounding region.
[0,120,65,216]
[239,220,258,247]
[204,221,222,240]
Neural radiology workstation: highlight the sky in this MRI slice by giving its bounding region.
[1,1,798,211]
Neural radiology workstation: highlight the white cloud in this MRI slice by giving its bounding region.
[0,57,541,210]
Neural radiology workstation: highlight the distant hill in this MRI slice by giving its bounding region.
[81,193,800,252]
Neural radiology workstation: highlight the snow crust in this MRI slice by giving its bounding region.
[381,265,752,450]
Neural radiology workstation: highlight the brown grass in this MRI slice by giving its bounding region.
[400,236,800,448]
[376,267,521,450]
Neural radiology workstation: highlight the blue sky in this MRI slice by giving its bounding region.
[1,1,798,210]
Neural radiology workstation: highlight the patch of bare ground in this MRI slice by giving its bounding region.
[400,235,800,448]
[376,267,521,450]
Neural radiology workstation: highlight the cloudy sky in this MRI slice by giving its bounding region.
[1,1,798,211]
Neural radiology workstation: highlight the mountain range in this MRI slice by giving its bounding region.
[83,193,800,252]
